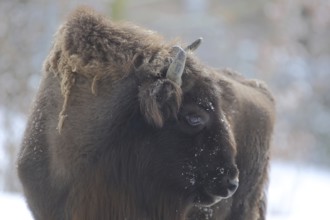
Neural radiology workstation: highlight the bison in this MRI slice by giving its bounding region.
[17,7,275,220]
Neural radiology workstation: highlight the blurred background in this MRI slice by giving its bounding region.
[0,0,329,219]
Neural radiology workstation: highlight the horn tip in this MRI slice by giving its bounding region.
[186,37,203,51]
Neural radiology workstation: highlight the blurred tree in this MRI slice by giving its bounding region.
[110,0,127,20]
[0,0,49,192]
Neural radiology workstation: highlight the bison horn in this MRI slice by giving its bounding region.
[185,37,203,51]
[166,38,203,86]
[166,46,186,86]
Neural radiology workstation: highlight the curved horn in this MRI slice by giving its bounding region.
[185,37,203,51]
[166,46,186,86]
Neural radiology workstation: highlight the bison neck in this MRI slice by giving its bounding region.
[67,169,189,220]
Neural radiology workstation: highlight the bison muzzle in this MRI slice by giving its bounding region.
[17,7,275,220]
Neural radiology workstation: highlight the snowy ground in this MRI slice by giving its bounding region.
[0,193,33,220]
[1,161,329,220]
[267,161,330,220]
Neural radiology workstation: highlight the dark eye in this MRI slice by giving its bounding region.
[185,114,203,126]
[178,105,210,134]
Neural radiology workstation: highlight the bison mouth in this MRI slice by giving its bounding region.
[192,177,239,207]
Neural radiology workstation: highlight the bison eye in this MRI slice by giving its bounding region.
[178,105,210,134]
[185,114,203,126]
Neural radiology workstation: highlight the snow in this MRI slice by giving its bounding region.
[267,162,330,220]
[0,193,33,220]
[1,161,330,220]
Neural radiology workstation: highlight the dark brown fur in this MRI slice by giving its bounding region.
[17,7,275,220]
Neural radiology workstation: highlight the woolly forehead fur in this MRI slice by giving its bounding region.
[43,7,180,83]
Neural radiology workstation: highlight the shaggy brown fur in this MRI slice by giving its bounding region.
[17,7,275,220]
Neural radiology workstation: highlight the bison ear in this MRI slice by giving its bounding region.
[138,79,182,128]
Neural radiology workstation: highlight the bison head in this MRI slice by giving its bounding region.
[134,43,239,207]
[44,7,239,217]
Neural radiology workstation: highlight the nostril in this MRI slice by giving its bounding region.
[227,177,239,192]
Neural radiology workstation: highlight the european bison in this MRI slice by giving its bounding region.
[17,7,275,220]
